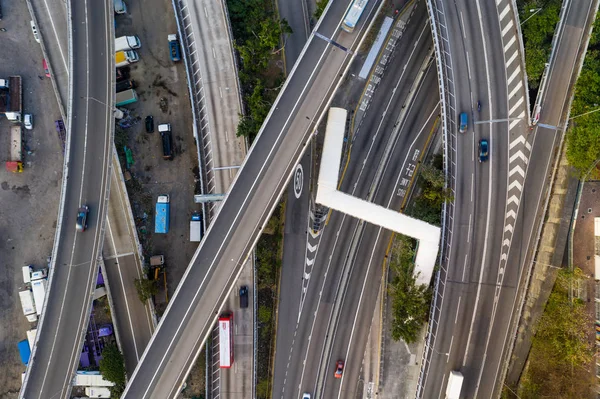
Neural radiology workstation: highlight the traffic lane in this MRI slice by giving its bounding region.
[273,153,313,397]
[221,277,253,398]
[327,89,441,399]
[340,32,433,197]
[279,0,310,69]
[104,254,153,375]
[23,0,113,395]
[320,223,387,399]
[292,214,361,397]
[565,0,595,27]
[123,33,362,397]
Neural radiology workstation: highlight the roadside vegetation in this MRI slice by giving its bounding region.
[513,268,594,398]
[255,202,284,398]
[226,0,291,142]
[99,343,127,397]
[518,0,562,90]
[134,276,158,303]
[566,15,600,175]
[407,154,451,226]
[388,234,432,343]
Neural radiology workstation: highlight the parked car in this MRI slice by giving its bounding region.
[334,360,344,378]
[24,114,33,130]
[97,324,113,337]
[30,21,40,43]
[479,138,489,162]
[145,115,154,133]
[76,205,89,232]
[239,285,248,308]
[42,59,50,77]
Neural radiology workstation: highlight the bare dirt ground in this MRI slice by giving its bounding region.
[114,1,204,396]
[0,2,64,397]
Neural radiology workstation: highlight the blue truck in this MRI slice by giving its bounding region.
[168,34,181,62]
[155,195,170,234]
[18,339,31,365]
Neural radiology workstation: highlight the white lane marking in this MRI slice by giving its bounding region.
[462,254,468,282]
[41,0,69,77]
[455,297,461,324]
[106,217,140,360]
[467,213,472,243]
[460,0,496,373]
[501,19,514,37]
[503,35,516,53]
[136,7,368,397]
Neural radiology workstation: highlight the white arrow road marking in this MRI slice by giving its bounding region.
[507,195,520,206]
[506,209,517,220]
[306,257,315,266]
[507,180,522,192]
[509,165,525,179]
[503,239,510,247]
[307,242,318,253]
[504,224,514,234]
[509,151,529,164]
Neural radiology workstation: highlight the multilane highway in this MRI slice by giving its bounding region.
[422,0,595,397]
[121,0,382,396]
[20,0,114,397]
[273,2,439,397]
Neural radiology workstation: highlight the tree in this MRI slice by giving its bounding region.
[134,277,158,303]
[99,343,126,396]
[388,235,432,343]
[518,268,595,398]
[314,0,328,20]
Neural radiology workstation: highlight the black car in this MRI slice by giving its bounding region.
[76,205,89,232]
[239,285,249,308]
[145,115,154,133]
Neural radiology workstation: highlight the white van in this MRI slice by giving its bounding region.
[115,35,141,52]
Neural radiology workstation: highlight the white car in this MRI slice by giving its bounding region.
[24,114,33,130]
[302,394,311,399]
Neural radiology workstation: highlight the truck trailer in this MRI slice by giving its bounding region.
[0,76,22,122]
[190,213,203,242]
[31,279,47,316]
[116,89,138,106]
[18,339,30,365]
[155,195,170,234]
[445,371,464,399]
[115,35,141,51]
[115,50,139,67]
[6,125,23,172]
[19,290,37,322]
[158,123,173,159]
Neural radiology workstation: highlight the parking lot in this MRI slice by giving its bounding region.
[0,1,65,395]
[114,0,205,396]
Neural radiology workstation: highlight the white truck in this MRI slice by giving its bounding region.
[31,279,47,316]
[115,35,141,51]
[26,329,37,349]
[22,265,32,286]
[19,290,37,322]
[190,213,203,242]
[446,371,464,399]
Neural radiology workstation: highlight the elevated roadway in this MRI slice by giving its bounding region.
[20,0,114,397]
[121,0,384,396]
[422,0,596,397]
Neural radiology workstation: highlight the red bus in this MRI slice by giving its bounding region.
[219,313,234,368]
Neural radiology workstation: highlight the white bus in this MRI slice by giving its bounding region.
[219,313,234,368]
[342,0,370,33]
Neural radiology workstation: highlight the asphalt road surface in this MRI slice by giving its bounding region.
[20,0,114,397]
[272,3,439,397]
[121,0,384,396]
[421,0,595,397]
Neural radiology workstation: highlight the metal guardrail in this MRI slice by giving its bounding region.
[416,0,456,397]
[170,0,208,230]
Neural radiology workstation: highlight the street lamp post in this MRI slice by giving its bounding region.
[521,8,543,25]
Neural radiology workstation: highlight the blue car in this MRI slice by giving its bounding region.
[76,205,89,232]
[479,139,489,162]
